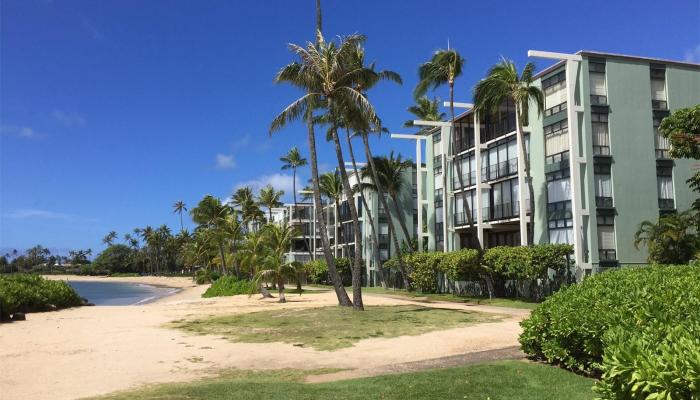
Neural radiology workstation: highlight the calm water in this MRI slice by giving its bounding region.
[67,281,179,306]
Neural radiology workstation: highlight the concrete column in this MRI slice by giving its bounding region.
[416,139,423,249]
[473,112,485,246]
[441,125,449,252]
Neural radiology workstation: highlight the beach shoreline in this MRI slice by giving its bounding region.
[43,275,195,304]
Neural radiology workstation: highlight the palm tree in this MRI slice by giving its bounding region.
[254,223,298,303]
[269,3,353,308]
[404,96,446,130]
[232,186,264,233]
[190,195,232,275]
[474,58,544,245]
[365,152,413,245]
[258,185,284,223]
[280,147,312,256]
[414,48,477,248]
[634,210,699,264]
[319,171,343,258]
[173,201,187,232]
[102,231,118,246]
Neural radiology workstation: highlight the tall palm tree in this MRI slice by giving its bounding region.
[173,201,187,232]
[258,185,284,223]
[414,48,477,248]
[319,171,343,258]
[404,96,446,130]
[271,34,370,308]
[102,231,118,246]
[254,223,298,303]
[281,147,312,257]
[190,195,232,275]
[474,58,544,245]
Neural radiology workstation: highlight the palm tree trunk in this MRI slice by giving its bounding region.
[449,81,481,250]
[179,213,183,232]
[278,278,286,303]
[306,111,352,307]
[330,125,364,311]
[515,104,535,245]
[334,200,340,258]
[390,193,413,248]
[362,133,411,290]
[346,129,384,288]
[218,242,227,275]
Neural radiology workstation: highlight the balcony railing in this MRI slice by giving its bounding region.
[453,171,477,189]
[544,102,567,117]
[595,196,614,208]
[655,149,669,159]
[378,234,389,242]
[652,100,668,110]
[599,249,617,261]
[593,145,611,156]
[481,159,518,182]
[658,198,675,209]
[590,94,608,105]
[454,211,477,226]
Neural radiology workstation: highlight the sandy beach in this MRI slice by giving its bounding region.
[0,276,528,400]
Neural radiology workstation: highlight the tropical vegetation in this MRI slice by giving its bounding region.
[0,274,84,320]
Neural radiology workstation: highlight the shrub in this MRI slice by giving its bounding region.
[333,257,353,286]
[0,274,83,320]
[439,249,481,281]
[304,259,328,284]
[195,268,220,285]
[406,252,445,293]
[202,276,253,298]
[520,264,700,396]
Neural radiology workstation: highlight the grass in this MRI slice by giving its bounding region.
[171,305,498,350]
[357,286,540,310]
[93,360,595,400]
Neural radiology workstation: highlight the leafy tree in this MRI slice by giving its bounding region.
[190,196,232,274]
[660,104,700,213]
[634,210,699,264]
[474,58,544,245]
[318,171,343,258]
[254,223,298,302]
[67,249,92,265]
[173,200,188,232]
[93,244,136,273]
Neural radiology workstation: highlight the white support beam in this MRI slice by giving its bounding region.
[527,50,582,61]
[390,133,428,140]
[443,101,474,109]
[413,120,451,127]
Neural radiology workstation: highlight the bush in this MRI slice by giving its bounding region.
[195,268,221,285]
[202,276,253,298]
[439,249,482,281]
[333,258,353,286]
[520,264,700,398]
[406,252,445,293]
[0,274,83,320]
[304,259,328,284]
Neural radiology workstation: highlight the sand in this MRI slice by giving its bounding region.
[0,276,529,400]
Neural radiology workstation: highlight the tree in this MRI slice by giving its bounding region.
[102,231,118,247]
[173,201,188,232]
[269,1,353,308]
[281,146,312,257]
[232,186,264,233]
[474,58,544,245]
[258,185,284,223]
[318,171,343,258]
[365,152,413,246]
[404,96,445,131]
[660,104,700,213]
[93,244,136,273]
[634,210,699,264]
[68,249,92,265]
[190,195,232,275]
[254,223,298,303]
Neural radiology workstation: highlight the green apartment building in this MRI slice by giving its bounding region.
[410,50,699,276]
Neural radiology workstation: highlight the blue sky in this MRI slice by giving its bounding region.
[1,0,699,253]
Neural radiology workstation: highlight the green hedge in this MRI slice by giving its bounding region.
[202,275,253,297]
[0,274,83,320]
[520,265,700,398]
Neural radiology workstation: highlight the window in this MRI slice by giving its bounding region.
[548,201,573,244]
[657,168,674,209]
[653,113,670,159]
[589,61,607,105]
[594,164,613,208]
[650,66,667,109]
[591,112,611,155]
[597,225,617,261]
[434,188,444,208]
[547,178,572,203]
[491,179,517,220]
[544,120,569,156]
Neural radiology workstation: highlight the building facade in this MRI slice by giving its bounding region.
[415,51,699,276]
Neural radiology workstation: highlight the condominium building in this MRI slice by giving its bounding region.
[406,51,699,276]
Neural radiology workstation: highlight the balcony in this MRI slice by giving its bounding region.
[544,102,567,117]
[593,145,611,156]
[655,148,669,159]
[454,211,477,227]
[481,159,518,182]
[652,100,668,110]
[433,155,442,167]
[590,95,608,105]
[595,196,614,208]
[658,198,675,210]
[599,249,617,261]
[453,171,477,189]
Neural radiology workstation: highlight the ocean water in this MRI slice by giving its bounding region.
[67,281,179,306]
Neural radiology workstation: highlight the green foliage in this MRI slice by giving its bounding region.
[194,268,220,285]
[520,264,700,390]
[333,257,353,286]
[439,248,481,281]
[483,244,573,281]
[660,104,700,160]
[0,274,83,320]
[406,252,445,293]
[92,244,136,273]
[635,210,699,264]
[304,260,328,284]
[202,276,253,298]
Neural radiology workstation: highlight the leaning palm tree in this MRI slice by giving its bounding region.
[258,185,284,223]
[474,58,544,245]
[281,147,312,256]
[173,201,187,232]
[254,223,298,303]
[414,48,478,248]
[404,96,446,130]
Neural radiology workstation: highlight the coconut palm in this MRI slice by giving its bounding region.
[318,171,343,257]
[404,96,446,130]
[254,223,298,303]
[258,185,284,223]
[173,201,187,232]
[280,146,312,255]
[232,186,264,232]
[634,210,699,264]
[474,58,544,245]
[102,231,118,246]
[414,48,478,248]
[190,195,232,274]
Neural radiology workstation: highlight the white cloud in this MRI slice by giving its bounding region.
[215,154,236,169]
[0,125,37,138]
[2,209,70,220]
[51,110,86,127]
[234,133,251,148]
[234,173,298,195]
[684,44,700,63]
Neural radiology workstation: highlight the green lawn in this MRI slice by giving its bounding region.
[93,361,595,400]
[171,305,498,350]
[342,286,540,310]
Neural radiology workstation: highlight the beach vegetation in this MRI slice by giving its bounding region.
[0,274,83,320]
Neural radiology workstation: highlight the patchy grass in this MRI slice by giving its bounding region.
[357,286,539,309]
[93,361,595,400]
[171,305,498,350]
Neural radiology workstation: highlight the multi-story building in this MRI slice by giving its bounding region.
[409,50,699,276]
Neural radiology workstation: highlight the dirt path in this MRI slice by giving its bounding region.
[0,277,529,400]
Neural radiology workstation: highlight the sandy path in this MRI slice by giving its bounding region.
[0,276,528,400]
